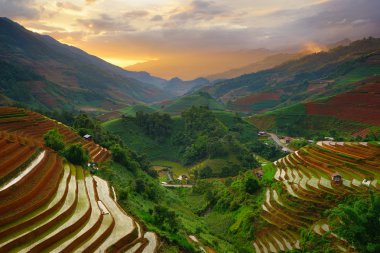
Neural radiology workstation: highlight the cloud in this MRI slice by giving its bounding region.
[27,22,67,32]
[151,15,163,22]
[0,0,40,19]
[169,0,228,22]
[77,15,135,34]
[85,0,96,4]
[123,10,149,19]
[56,1,82,11]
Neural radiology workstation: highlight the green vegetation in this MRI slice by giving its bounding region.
[43,129,65,151]
[161,92,225,114]
[206,37,380,114]
[98,161,267,252]
[134,111,172,140]
[74,113,122,148]
[289,138,309,150]
[328,193,380,253]
[104,106,262,178]
[117,104,157,116]
[63,144,89,165]
[250,103,370,139]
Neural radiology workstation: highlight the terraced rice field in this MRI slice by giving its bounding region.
[0,107,110,163]
[0,107,158,252]
[254,141,380,252]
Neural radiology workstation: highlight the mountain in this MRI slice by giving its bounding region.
[248,76,380,137]
[206,39,353,81]
[162,77,210,96]
[203,37,380,114]
[125,48,275,80]
[207,53,304,81]
[0,17,170,111]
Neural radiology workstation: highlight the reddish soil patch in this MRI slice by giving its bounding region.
[158,100,173,105]
[306,78,380,126]
[351,128,371,138]
[96,111,122,122]
[233,92,280,106]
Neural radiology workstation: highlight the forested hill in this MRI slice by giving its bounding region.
[0,17,170,111]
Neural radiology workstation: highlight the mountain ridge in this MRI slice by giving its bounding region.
[0,17,170,111]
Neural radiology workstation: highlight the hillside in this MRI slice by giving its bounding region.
[158,92,225,115]
[204,38,380,114]
[0,18,170,111]
[161,77,211,97]
[102,107,263,175]
[0,107,157,252]
[206,53,303,81]
[253,141,380,252]
[249,77,380,138]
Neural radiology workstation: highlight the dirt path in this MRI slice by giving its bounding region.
[268,133,293,153]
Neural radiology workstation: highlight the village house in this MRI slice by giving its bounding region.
[258,131,267,136]
[254,169,264,179]
[331,172,342,185]
[284,137,292,144]
[83,134,92,141]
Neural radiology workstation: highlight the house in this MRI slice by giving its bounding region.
[83,134,92,140]
[254,169,264,179]
[178,175,189,181]
[308,140,315,144]
[284,137,292,144]
[362,179,371,187]
[258,131,267,136]
[324,137,334,141]
[331,172,342,185]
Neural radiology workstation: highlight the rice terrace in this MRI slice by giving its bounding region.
[1,0,380,252]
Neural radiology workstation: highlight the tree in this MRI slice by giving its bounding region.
[111,144,139,172]
[328,193,380,253]
[152,205,179,232]
[44,129,65,151]
[244,176,260,194]
[198,166,213,179]
[134,179,145,193]
[64,144,89,165]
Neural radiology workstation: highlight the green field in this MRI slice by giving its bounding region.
[117,104,157,116]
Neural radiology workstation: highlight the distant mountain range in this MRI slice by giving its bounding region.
[203,37,380,114]
[206,53,304,81]
[125,48,275,80]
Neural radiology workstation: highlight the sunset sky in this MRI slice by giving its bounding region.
[1,0,379,79]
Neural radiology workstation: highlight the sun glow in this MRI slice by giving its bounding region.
[103,57,159,68]
[302,42,327,53]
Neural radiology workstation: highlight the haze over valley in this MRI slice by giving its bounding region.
[0,0,380,252]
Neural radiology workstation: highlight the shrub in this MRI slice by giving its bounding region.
[64,143,89,165]
[44,129,65,151]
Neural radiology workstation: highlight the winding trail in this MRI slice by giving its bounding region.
[268,133,293,153]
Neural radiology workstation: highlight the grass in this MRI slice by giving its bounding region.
[102,118,182,161]
[335,65,380,85]
[161,93,225,115]
[117,104,157,116]
[97,161,238,252]
[262,162,277,184]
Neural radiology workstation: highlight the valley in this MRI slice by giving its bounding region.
[0,5,380,253]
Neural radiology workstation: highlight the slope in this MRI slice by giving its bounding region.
[204,37,380,114]
[159,92,225,115]
[248,77,380,138]
[0,18,169,111]
[206,53,303,81]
